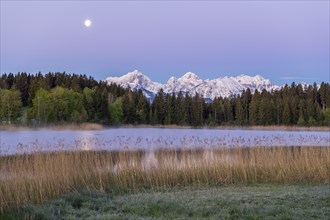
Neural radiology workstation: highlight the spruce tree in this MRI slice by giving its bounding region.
[235,97,244,125]
[282,100,291,125]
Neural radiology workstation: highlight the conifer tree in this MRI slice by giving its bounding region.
[282,99,291,125]
[319,82,329,111]
[241,89,252,124]
[235,96,244,125]
[249,90,260,125]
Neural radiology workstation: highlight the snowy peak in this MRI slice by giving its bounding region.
[178,72,202,85]
[105,70,162,96]
[179,72,201,81]
[233,74,279,91]
[166,76,177,84]
[105,70,162,100]
[174,72,203,92]
[163,76,178,93]
[106,70,149,86]
[105,70,279,100]
[234,74,268,86]
[201,76,245,99]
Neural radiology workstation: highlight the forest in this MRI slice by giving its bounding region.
[0,72,329,126]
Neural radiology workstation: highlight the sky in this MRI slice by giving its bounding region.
[1,1,329,85]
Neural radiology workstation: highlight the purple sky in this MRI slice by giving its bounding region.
[1,1,329,85]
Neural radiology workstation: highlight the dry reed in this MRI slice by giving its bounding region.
[0,123,103,131]
[0,146,329,212]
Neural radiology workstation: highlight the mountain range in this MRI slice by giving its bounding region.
[105,70,280,101]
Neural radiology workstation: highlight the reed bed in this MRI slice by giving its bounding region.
[0,146,329,212]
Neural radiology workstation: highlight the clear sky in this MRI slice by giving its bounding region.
[1,1,329,85]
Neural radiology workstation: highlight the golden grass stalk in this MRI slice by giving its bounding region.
[0,146,329,212]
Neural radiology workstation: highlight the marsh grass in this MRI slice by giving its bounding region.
[0,146,329,213]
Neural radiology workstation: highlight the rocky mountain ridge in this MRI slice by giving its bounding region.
[105,70,280,100]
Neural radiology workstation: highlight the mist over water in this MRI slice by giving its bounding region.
[1,128,329,155]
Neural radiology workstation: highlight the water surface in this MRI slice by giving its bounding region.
[0,128,329,155]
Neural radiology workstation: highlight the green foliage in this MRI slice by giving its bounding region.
[30,88,52,124]
[297,115,306,126]
[174,92,187,125]
[308,116,317,126]
[13,72,30,106]
[153,89,166,125]
[109,98,123,125]
[29,87,87,124]
[93,84,110,123]
[83,87,97,121]
[0,89,22,124]
[249,92,259,125]
[323,108,330,125]
[1,72,330,126]
[190,93,204,126]
[282,100,291,125]
[235,97,244,125]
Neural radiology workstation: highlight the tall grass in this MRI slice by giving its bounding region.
[0,146,329,212]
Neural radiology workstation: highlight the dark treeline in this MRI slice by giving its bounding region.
[1,72,330,126]
[0,72,126,125]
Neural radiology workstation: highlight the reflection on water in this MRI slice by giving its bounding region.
[0,128,329,155]
[78,132,95,151]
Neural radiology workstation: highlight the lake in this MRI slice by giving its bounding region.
[0,128,329,155]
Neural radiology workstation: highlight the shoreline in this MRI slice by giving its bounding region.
[0,123,104,131]
[1,123,329,131]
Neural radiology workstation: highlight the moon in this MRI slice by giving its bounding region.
[84,19,91,27]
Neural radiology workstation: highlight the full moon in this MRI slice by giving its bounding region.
[84,19,91,27]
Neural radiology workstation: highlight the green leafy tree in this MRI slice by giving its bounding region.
[83,87,97,121]
[30,88,53,124]
[109,98,123,125]
[0,89,22,124]
[323,109,330,125]
[30,87,87,124]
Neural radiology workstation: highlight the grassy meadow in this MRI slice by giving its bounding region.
[0,146,329,218]
[5,184,330,220]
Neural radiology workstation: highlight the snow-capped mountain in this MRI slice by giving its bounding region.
[105,70,279,100]
[163,72,204,93]
[233,74,276,92]
[105,70,162,99]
